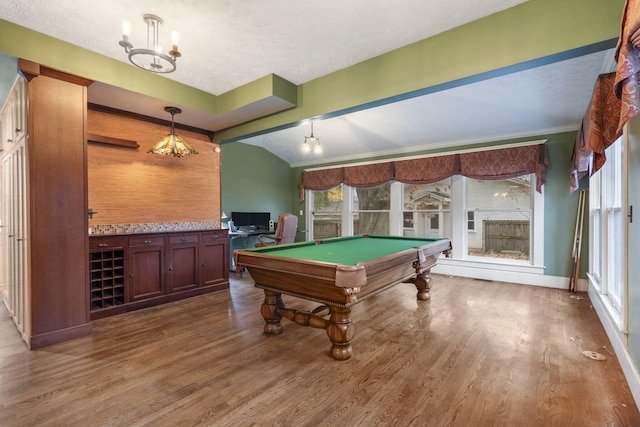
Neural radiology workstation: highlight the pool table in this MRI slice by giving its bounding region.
[235,234,452,360]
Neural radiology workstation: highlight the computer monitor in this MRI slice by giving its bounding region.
[230,212,271,229]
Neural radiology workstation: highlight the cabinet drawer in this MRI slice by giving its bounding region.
[201,232,224,242]
[169,234,199,244]
[129,236,164,247]
[90,236,125,250]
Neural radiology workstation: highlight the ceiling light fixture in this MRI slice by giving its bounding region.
[148,107,199,157]
[302,122,322,154]
[119,14,181,73]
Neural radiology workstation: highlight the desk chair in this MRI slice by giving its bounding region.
[235,213,298,277]
[256,213,298,247]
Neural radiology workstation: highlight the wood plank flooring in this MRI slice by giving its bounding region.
[1,274,639,426]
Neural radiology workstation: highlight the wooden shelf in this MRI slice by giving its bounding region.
[87,133,139,149]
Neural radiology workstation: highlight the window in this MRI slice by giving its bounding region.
[590,137,624,315]
[402,180,451,238]
[466,177,532,261]
[353,182,390,235]
[311,184,343,239]
[307,172,542,270]
[467,211,475,231]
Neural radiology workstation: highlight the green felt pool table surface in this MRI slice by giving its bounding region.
[244,235,446,266]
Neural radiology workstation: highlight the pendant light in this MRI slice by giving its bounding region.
[148,107,199,157]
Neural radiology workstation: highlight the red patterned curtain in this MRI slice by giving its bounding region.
[299,144,549,199]
[458,145,549,193]
[298,167,343,200]
[393,155,457,184]
[343,162,394,188]
[569,73,622,192]
[615,0,640,133]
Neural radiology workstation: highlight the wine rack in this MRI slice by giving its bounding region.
[90,249,126,311]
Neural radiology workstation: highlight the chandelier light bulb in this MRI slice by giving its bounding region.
[121,19,132,38]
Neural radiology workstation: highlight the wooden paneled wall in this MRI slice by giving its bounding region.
[87,109,221,225]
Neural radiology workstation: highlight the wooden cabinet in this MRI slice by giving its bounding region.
[89,229,228,319]
[128,236,165,302]
[201,231,228,287]
[167,233,199,293]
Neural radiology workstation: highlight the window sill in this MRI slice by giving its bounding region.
[438,256,545,275]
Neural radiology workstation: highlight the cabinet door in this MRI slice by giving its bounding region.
[129,237,165,301]
[167,234,199,293]
[200,232,228,287]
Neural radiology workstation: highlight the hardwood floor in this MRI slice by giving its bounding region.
[1,274,639,426]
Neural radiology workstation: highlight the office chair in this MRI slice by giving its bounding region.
[255,213,298,247]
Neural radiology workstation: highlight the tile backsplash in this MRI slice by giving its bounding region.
[89,221,218,235]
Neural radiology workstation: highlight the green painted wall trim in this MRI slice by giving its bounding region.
[215,0,624,143]
[0,19,298,117]
[218,74,297,114]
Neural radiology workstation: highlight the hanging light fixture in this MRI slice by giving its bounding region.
[119,14,181,73]
[302,122,322,154]
[148,107,199,157]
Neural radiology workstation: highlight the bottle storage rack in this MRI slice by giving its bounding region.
[90,249,125,311]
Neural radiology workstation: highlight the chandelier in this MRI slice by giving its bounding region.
[119,14,181,73]
[148,107,199,157]
[302,122,322,154]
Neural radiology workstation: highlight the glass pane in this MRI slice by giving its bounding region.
[592,209,601,282]
[608,208,623,310]
[312,185,343,239]
[467,177,531,260]
[353,183,390,235]
[402,180,451,238]
[353,183,390,210]
[354,212,389,235]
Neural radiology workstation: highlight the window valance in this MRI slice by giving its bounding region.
[569,73,622,192]
[569,0,640,192]
[299,143,549,200]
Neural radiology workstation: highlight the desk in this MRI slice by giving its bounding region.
[227,229,272,271]
[235,234,452,360]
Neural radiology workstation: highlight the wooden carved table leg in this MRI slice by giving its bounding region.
[325,306,356,360]
[261,290,284,335]
[414,272,432,301]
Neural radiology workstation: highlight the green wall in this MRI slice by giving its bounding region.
[276,131,586,279]
[221,142,293,224]
[542,131,588,278]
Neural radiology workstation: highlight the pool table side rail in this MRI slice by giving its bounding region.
[235,238,452,307]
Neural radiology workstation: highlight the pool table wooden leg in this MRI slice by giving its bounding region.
[261,290,284,335]
[326,306,356,361]
[413,271,432,301]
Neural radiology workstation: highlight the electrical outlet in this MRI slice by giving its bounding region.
[299,210,303,215]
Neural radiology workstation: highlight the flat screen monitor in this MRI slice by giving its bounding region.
[231,211,271,228]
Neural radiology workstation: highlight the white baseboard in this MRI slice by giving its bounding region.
[432,261,586,291]
[588,284,640,409]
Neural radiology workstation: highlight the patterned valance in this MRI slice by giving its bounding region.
[299,143,549,200]
[570,73,622,192]
[615,0,640,134]
[569,0,640,192]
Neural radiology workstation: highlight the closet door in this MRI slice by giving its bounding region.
[1,139,27,333]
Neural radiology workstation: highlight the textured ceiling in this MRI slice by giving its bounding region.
[0,0,526,95]
[0,0,615,167]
